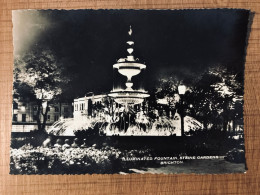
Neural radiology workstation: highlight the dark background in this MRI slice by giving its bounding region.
[14,9,250,97]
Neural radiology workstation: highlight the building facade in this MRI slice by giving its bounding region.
[73,94,107,118]
[12,100,73,132]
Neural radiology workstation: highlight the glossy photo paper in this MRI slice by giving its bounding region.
[10,9,250,174]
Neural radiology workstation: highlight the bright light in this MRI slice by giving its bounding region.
[42,101,47,109]
[127,48,134,54]
[127,41,134,45]
[21,106,26,112]
[35,89,54,100]
[36,93,42,99]
[178,85,186,95]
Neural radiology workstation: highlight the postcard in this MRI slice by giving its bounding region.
[10,9,250,174]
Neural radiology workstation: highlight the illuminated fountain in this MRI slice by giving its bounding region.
[47,26,202,136]
[108,26,150,109]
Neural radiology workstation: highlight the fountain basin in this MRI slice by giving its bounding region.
[113,62,146,80]
[109,90,150,105]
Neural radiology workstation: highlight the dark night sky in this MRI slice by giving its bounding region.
[13,9,250,97]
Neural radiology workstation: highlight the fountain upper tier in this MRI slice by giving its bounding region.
[113,62,146,82]
[109,26,149,106]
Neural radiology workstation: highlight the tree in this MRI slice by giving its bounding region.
[186,65,244,131]
[102,96,118,122]
[186,72,222,130]
[155,77,180,116]
[209,66,244,132]
[14,49,69,132]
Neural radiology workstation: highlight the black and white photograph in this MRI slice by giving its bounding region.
[10,9,250,174]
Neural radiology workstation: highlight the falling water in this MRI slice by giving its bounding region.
[47,113,202,136]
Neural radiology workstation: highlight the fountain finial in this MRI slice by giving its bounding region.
[128,25,132,36]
